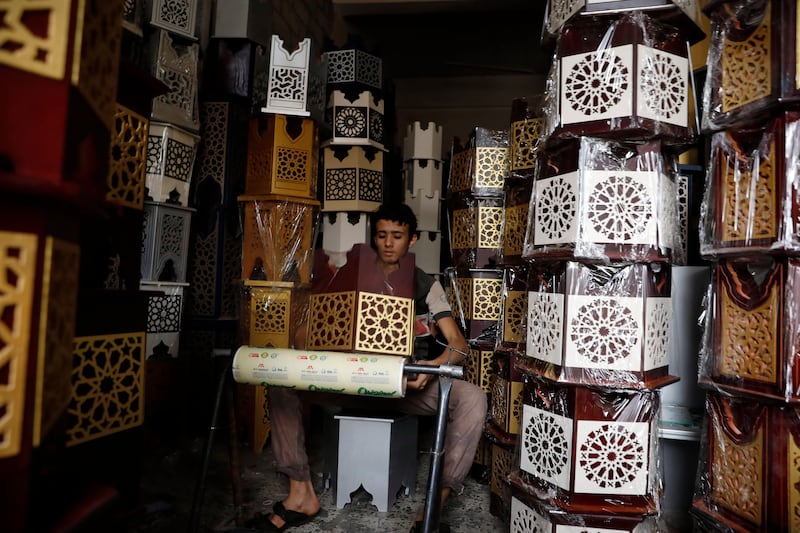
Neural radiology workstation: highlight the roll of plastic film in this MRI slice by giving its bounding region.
[232,346,408,398]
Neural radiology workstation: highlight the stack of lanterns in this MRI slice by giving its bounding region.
[506,1,705,530]
[319,41,386,259]
[692,1,800,531]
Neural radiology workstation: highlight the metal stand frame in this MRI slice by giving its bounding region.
[190,353,465,533]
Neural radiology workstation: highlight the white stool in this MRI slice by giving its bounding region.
[325,412,418,512]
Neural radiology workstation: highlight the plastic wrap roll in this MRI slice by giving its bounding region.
[232,346,408,398]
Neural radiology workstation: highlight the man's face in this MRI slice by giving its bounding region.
[373,219,417,266]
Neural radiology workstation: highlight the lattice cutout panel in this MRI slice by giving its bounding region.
[322,146,383,212]
[478,207,504,249]
[720,143,777,244]
[574,420,649,494]
[221,230,242,318]
[700,261,784,401]
[475,147,508,190]
[547,0,584,34]
[472,278,503,322]
[451,202,505,268]
[491,444,514,501]
[188,218,218,317]
[451,208,475,251]
[0,232,37,458]
[534,172,579,246]
[510,118,544,172]
[583,171,659,245]
[721,5,772,114]
[149,0,198,39]
[525,262,673,388]
[0,1,71,79]
[791,433,800,532]
[519,379,660,512]
[248,284,293,348]
[107,104,149,209]
[711,420,763,524]
[354,293,414,356]
[503,203,528,259]
[306,292,356,351]
[565,296,644,371]
[562,45,634,124]
[197,102,228,191]
[521,404,573,490]
[246,114,317,198]
[527,291,565,366]
[141,203,193,283]
[146,293,182,333]
[146,122,200,207]
[502,290,527,345]
[34,237,80,446]
[263,36,311,116]
[510,496,551,533]
[73,0,122,129]
[490,375,523,435]
[464,347,493,393]
[324,48,382,89]
[449,150,472,192]
[151,30,199,131]
[67,333,145,446]
[694,394,800,532]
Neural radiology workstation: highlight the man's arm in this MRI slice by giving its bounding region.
[428,315,468,366]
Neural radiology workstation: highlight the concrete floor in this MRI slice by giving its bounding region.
[117,406,507,533]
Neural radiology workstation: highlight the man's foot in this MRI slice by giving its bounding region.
[245,501,319,531]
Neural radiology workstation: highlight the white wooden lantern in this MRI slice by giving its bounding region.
[145,121,200,207]
[150,30,200,131]
[149,0,199,40]
[141,201,195,283]
[403,121,443,162]
[404,159,443,196]
[324,48,382,90]
[405,188,441,232]
[141,280,189,358]
[322,211,371,255]
[261,35,311,117]
[322,146,383,212]
[324,90,385,149]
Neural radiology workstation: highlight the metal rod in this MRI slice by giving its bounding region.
[421,375,453,533]
[188,359,230,533]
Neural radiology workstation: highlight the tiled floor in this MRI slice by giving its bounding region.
[118,404,507,533]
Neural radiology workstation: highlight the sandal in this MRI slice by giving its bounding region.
[244,501,319,531]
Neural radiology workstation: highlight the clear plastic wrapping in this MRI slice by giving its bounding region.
[447,127,509,199]
[500,180,534,266]
[445,267,504,344]
[448,194,504,268]
[700,0,796,131]
[691,391,800,532]
[522,137,679,264]
[544,11,696,145]
[495,265,529,355]
[239,195,320,284]
[521,260,676,390]
[544,0,705,45]
[697,256,800,403]
[508,95,546,184]
[239,279,311,349]
[509,489,663,531]
[699,110,800,258]
[509,374,663,516]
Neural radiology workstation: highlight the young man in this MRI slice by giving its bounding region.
[254,203,487,532]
